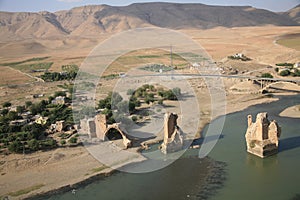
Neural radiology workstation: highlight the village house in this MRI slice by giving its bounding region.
[35,116,48,125]
[51,96,66,105]
[294,62,300,68]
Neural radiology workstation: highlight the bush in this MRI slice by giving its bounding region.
[60,140,66,145]
[8,140,23,153]
[274,67,279,72]
[131,116,138,122]
[279,70,290,76]
[28,139,39,151]
[69,137,77,144]
[261,73,273,78]
[127,89,135,95]
[172,87,181,97]
[2,102,11,108]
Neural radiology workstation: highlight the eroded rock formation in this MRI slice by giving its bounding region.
[245,112,281,158]
[160,112,183,154]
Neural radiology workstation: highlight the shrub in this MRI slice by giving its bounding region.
[279,70,290,76]
[2,102,11,108]
[131,116,138,122]
[69,137,77,144]
[261,73,273,78]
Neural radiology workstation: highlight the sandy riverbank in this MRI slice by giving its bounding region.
[280,104,300,118]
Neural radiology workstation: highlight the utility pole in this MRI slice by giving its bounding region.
[170,45,173,67]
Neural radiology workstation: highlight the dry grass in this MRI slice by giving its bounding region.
[0,66,34,86]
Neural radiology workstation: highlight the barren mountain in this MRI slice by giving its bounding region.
[0,2,299,41]
[283,4,300,23]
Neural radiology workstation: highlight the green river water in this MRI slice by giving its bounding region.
[44,95,300,200]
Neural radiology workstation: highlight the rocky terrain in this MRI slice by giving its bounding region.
[0,2,299,40]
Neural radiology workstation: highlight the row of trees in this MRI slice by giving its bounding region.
[40,71,77,82]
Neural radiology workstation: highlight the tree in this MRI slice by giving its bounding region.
[8,140,23,153]
[275,67,279,73]
[261,73,273,78]
[117,101,129,114]
[158,99,163,105]
[127,89,135,95]
[28,139,39,151]
[172,87,181,97]
[7,111,20,121]
[0,109,9,116]
[16,106,25,114]
[2,102,11,108]
[69,137,77,144]
[279,70,290,77]
[25,101,32,109]
[110,92,123,109]
[60,140,66,145]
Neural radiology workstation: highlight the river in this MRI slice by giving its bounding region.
[43,95,300,200]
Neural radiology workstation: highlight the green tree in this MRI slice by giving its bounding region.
[16,106,25,114]
[261,73,273,78]
[0,109,9,116]
[25,101,32,109]
[69,137,77,144]
[8,140,23,153]
[172,87,181,97]
[7,111,20,120]
[2,102,11,108]
[279,70,290,76]
[127,89,135,95]
[28,139,39,151]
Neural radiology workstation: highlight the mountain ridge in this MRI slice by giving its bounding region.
[0,2,299,41]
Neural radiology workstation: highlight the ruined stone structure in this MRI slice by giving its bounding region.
[245,112,281,158]
[83,114,131,148]
[55,120,65,132]
[160,112,183,154]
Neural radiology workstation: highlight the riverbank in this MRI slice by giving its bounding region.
[279,104,300,118]
[0,93,285,200]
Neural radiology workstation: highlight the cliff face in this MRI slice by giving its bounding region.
[245,113,281,158]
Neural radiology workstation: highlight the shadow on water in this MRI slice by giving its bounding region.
[192,134,225,145]
[279,136,300,152]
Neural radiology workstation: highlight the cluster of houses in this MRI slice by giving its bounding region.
[276,62,300,74]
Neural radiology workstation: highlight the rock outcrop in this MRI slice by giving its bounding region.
[245,112,281,158]
[160,112,183,154]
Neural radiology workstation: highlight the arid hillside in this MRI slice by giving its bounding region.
[0,2,299,40]
[283,4,300,23]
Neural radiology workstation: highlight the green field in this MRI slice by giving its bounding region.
[277,33,300,51]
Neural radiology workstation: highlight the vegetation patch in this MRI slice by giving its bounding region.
[0,57,50,66]
[12,62,53,73]
[140,64,174,72]
[91,166,108,173]
[8,184,45,197]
